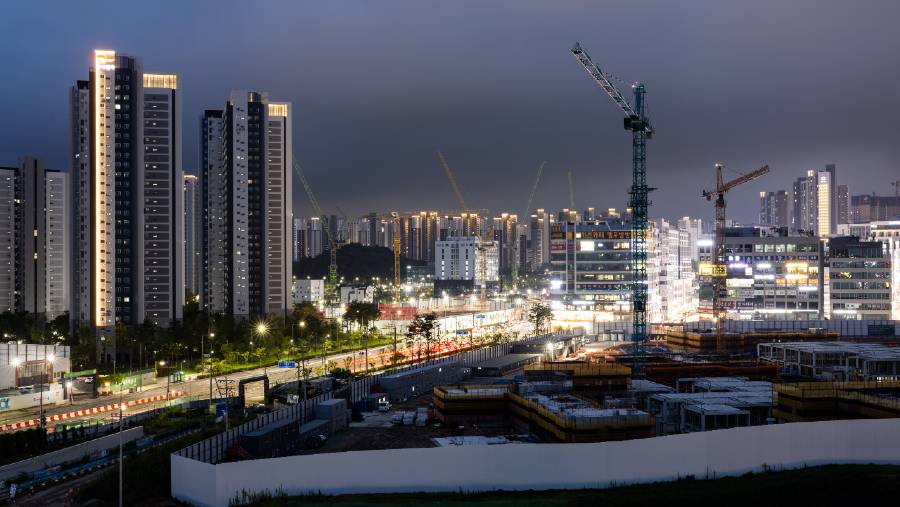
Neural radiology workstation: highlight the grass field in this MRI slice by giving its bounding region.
[243,464,900,506]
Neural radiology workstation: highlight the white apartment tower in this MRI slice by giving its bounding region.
[69,50,184,348]
[201,92,293,318]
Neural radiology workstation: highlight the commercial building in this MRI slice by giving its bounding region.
[548,219,647,320]
[183,174,201,300]
[434,236,498,295]
[69,50,184,343]
[759,190,789,227]
[826,236,891,320]
[651,218,697,323]
[201,92,293,318]
[836,184,849,225]
[698,227,823,320]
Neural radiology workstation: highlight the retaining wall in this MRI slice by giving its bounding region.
[172,418,900,507]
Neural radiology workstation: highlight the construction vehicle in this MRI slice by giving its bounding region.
[702,164,770,351]
[293,160,341,306]
[571,42,654,378]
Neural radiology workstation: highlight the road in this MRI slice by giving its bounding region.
[0,328,526,429]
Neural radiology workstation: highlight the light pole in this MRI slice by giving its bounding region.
[207,332,215,402]
[159,361,169,405]
[40,352,55,429]
[118,402,127,507]
[252,322,269,376]
[297,320,308,420]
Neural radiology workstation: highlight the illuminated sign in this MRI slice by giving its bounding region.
[699,262,727,277]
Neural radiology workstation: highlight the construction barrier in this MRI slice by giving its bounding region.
[0,390,185,433]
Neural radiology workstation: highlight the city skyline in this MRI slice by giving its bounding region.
[1,0,899,224]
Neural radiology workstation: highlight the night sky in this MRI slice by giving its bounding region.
[2,0,898,223]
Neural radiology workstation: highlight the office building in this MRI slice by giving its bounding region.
[698,228,823,320]
[201,91,292,318]
[69,50,184,342]
[826,236,891,320]
[758,190,789,227]
[183,174,201,300]
[548,220,644,320]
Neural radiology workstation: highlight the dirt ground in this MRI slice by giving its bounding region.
[295,394,515,455]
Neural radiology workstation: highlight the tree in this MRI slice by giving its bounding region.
[407,313,437,362]
[528,303,553,335]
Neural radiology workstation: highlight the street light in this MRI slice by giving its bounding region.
[118,402,127,507]
[159,360,170,403]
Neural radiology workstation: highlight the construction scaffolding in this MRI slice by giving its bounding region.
[774,380,900,422]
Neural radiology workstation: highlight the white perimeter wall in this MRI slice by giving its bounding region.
[172,418,900,507]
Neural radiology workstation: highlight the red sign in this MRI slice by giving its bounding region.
[378,305,418,320]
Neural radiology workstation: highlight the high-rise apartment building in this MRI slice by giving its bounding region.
[759,190,789,227]
[201,92,292,318]
[850,194,900,223]
[0,159,70,319]
[529,208,552,271]
[183,175,201,300]
[0,169,14,313]
[492,213,518,275]
[791,167,835,237]
[836,184,849,225]
[69,50,184,343]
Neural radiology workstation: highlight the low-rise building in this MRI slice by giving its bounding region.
[826,236,892,320]
[294,279,325,305]
[433,236,498,295]
[340,285,374,304]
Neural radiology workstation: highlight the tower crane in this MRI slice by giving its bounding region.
[293,160,340,306]
[571,42,654,377]
[436,150,489,302]
[702,164,770,346]
[514,161,545,285]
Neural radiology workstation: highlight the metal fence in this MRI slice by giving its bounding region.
[174,330,580,465]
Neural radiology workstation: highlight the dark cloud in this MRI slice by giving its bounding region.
[1,0,898,223]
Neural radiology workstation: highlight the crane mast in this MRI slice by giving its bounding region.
[702,164,770,348]
[572,42,653,378]
[293,160,340,306]
[514,161,545,285]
